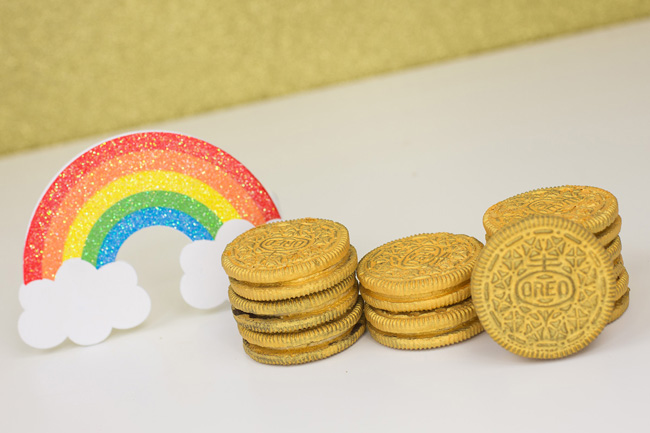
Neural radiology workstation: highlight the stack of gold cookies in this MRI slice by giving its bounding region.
[221,218,365,365]
[357,233,484,350]
[482,185,629,324]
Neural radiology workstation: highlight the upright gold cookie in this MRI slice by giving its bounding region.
[357,233,483,296]
[483,185,618,236]
[471,215,616,359]
[222,218,350,284]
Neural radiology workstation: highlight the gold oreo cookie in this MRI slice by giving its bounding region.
[606,236,622,261]
[229,274,356,316]
[608,290,630,325]
[360,281,471,313]
[232,283,359,333]
[237,298,363,349]
[595,215,622,247]
[357,233,483,296]
[367,319,483,350]
[483,185,618,236]
[486,214,622,248]
[472,215,617,359]
[229,246,357,301]
[242,317,366,365]
[364,298,477,334]
[222,218,350,284]
[613,258,625,278]
[614,268,629,301]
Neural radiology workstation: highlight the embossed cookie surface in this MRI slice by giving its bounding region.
[483,185,618,236]
[357,233,483,296]
[222,218,350,283]
[472,215,616,359]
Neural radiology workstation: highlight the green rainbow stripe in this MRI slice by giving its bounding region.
[81,191,223,266]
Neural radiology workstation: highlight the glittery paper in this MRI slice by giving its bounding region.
[24,132,280,283]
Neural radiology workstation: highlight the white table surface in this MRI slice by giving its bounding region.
[2,19,649,433]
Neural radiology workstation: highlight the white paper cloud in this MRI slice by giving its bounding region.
[18,259,151,349]
[180,219,255,309]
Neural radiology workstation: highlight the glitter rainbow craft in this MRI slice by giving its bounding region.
[24,131,279,283]
[19,131,280,349]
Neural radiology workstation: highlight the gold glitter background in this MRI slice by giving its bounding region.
[2,0,649,154]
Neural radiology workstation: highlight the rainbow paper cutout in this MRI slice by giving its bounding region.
[24,132,280,284]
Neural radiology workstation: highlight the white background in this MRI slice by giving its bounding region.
[1,18,649,433]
